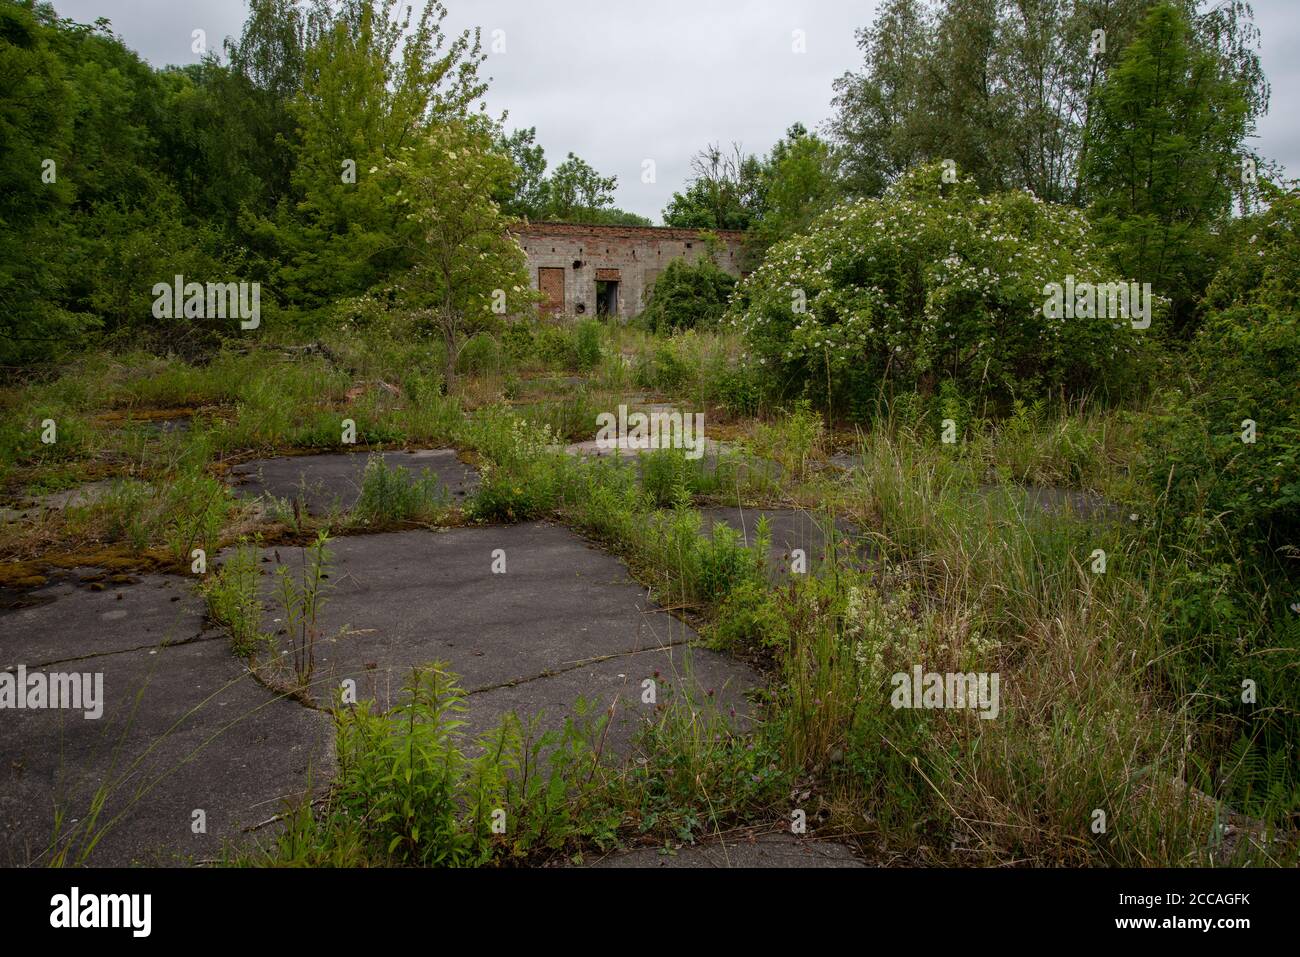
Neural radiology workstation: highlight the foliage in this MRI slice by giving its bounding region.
[662,143,763,230]
[640,253,737,334]
[272,530,332,688]
[749,124,838,251]
[330,665,499,866]
[829,0,1267,206]
[732,163,1148,414]
[544,151,617,220]
[204,539,269,657]
[386,117,533,389]
[1084,2,1253,332]
[353,453,452,524]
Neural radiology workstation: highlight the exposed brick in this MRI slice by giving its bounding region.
[509,221,745,318]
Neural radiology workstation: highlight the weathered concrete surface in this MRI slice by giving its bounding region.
[1,574,205,668]
[466,646,751,755]
[0,480,117,524]
[229,449,479,515]
[590,833,866,868]
[0,579,331,866]
[976,484,1125,522]
[3,516,762,866]
[696,507,862,578]
[250,523,758,747]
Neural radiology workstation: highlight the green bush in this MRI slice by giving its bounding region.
[203,540,269,657]
[352,454,451,525]
[1146,183,1300,565]
[331,666,498,866]
[1136,182,1300,821]
[574,318,603,370]
[456,332,502,375]
[641,255,737,334]
[731,162,1150,413]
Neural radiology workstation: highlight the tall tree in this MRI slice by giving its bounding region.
[662,143,763,229]
[543,152,617,220]
[276,0,488,309]
[828,0,1266,204]
[829,0,932,198]
[493,126,549,220]
[1083,2,1251,332]
[750,123,837,250]
[388,118,532,390]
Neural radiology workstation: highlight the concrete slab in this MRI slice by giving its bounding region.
[0,605,331,866]
[0,480,117,523]
[590,833,866,868]
[696,507,862,578]
[246,524,760,741]
[466,644,752,755]
[228,449,479,515]
[977,484,1124,522]
[1,574,207,669]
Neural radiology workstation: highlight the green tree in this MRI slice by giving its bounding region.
[750,124,836,250]
[829,0,1266,206]
[829,0,932,198]
[662,143,762,229]
[493,126,550,219]
[544,152,617,220]
[275,0,488,310]
[0,0,79,359]
[387,118,533,390]
[1084,2,1251,333]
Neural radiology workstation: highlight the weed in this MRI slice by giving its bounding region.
[352,454,450,526]
[272,530,332,689]
[204,539,269,657]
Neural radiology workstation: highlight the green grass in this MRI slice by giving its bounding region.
[9,320,1297,867]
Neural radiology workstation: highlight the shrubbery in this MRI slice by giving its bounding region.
[731,163,1151,415]
[1146,182,1300,566]
[640,253,737,334]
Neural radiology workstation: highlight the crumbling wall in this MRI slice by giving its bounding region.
[510,222,747,319]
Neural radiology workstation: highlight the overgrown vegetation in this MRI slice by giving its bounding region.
[6,0,1298,870]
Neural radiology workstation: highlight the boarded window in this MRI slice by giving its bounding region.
[538,267,565,315]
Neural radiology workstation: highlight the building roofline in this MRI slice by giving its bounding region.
[509,220,747,240]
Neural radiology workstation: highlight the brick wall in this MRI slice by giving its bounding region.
[510,222,747,319]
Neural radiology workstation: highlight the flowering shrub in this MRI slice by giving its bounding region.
[729,163,1150,412]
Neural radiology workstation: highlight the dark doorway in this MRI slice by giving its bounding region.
[596,280,619,317]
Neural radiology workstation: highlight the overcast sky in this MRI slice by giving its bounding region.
[54,0,1300,222]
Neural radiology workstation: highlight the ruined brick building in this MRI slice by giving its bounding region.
[509,222,747,319]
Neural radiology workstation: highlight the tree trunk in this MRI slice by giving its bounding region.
[443,329,457,394]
